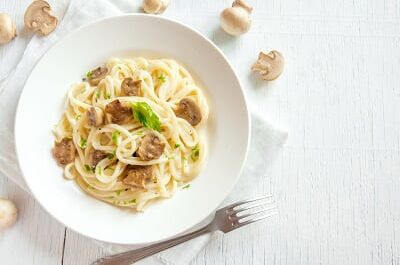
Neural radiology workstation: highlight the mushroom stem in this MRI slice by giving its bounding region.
[232,0,253,13]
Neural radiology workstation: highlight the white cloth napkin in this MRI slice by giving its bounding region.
[0,0,288,264]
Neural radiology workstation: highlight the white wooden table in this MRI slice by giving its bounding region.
[1,0,400,264]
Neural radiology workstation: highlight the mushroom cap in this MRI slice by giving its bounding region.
[24,0,58,36]
[220,5,251,36]
[252,50,285,81]
[0,198,18,230]
[0,13,17,44]
[142,0,170,14]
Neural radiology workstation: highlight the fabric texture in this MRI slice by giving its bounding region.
[0,0,288,264]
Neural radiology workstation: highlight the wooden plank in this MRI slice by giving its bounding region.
[0,177,66,265]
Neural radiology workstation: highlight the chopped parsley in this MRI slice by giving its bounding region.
[174,143,181,148]
[105,92,111,99]
[96,90,101,98]
[127,198,136,204]
[80,138,87,149]
[190,144,200,161]
[84,165,92,172]
[112,131,120,145]
[182,184,191,190]
[158,73,166,83]
[75,114,82,120]
[86,71,93,79]
[131,102,161,132]
[107,151,116,159]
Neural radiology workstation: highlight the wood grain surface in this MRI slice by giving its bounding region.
[0,0,399,264]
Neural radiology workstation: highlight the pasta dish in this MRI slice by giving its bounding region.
[52,57,209,211]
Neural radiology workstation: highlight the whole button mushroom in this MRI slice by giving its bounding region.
[220,0,253,36]
[252,50,285,81]
[24,0,58,36]
[142,0,170,14]
[0,198,18,230]
[0,13,17,44]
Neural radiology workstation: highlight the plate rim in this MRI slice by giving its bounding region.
[14,13,251,245]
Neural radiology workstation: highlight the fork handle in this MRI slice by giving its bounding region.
[92,224,211,265]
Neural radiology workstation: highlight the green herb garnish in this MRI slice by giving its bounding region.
[105,93,111,99]
[84,165,91,172]
[131,102,161,132]
[107,151,115,159]
[158,73,166,83]
[86,71,93,79]
[96,90,101,98]
[190,144,200,161]
[80,138,87,149]
[128,198,136,204]
[174,143,181,149]
[182,184,191,190]
[75,114,82,120]
[112,131,120,145]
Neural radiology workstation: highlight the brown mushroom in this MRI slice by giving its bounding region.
[89,149,107,167]
[251,50,284,81]
[137,133,165,161]
[53,138,75,166]
[121,78,141,96]
[86,107,104,127]
[175,98,202,126]
[105,100,132,124]
[24,0,58,36]
[122,165,154,189]
[87,67,108,86]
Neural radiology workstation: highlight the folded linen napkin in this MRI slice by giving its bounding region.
[0,0,288,264]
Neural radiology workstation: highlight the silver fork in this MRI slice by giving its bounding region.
[92,195,277,265]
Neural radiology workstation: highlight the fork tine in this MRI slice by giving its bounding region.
[234,199,275,214]
[225,194,273,211]
[231,205,277,221]
[235,210,278,228]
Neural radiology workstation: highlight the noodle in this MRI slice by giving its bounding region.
[53,57,209,211]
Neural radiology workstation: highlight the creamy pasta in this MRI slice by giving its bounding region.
[52,57,209,211]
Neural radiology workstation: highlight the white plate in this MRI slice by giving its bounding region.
[15,14,250,245]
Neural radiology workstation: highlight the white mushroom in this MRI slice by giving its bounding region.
[220,0,252,36]
[0,198,18,230]
[0,13,17,44]
[142,0,170,14]
[24,0,58,36]
[251,50,285,81]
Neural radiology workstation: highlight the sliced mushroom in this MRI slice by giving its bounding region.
[53,138,76,166]
[105,99,132,124]
[175,98,202,126]
[86,107,104,127]
[88,67,108,86]
[121,78,141,96]
[24,0,58,36]
[251,50,284,81]
[122,165,154,189]
[137,133,165,161]
[89,149,107,167]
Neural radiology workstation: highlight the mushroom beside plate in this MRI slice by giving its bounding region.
[14,14,250,245]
